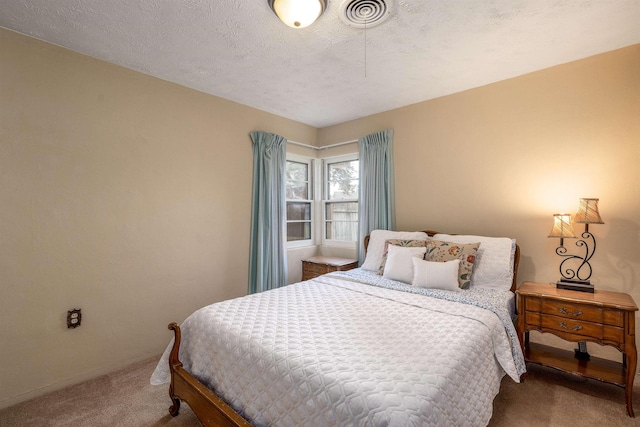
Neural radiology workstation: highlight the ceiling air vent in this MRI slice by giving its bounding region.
[339,0,394,29]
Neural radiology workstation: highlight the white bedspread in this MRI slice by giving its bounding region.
[152,271,525,427]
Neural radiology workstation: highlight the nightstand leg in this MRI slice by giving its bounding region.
[625,311,637,418]
[626,348,636,417]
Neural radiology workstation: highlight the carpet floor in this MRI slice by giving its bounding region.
[1,356,638,426]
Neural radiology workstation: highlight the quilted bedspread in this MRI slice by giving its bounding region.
[152,270,525,427]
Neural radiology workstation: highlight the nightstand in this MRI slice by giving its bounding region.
[301,256,358,281]
[516,281,638,417]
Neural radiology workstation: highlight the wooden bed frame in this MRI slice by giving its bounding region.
[165,230,521,426]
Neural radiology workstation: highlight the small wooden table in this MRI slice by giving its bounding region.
[516,281,638,417]
[302,256,358,281]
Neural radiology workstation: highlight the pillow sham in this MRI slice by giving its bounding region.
[425,239,480,288]
[382,244,427,284]
[361,230,429,271]
[433,233,516,291]
[377,239,430,275]
[412,258,460,291]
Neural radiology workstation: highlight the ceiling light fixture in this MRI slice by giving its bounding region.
[268,0,328,29]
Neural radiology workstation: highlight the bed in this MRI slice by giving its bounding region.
[151,230,526,426]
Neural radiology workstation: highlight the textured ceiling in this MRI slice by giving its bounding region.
[1,0,639,128]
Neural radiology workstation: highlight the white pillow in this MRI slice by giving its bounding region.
[433,234,516,290]
[382,244,427,284]
[362,230,429,271]
[412,258,460,291]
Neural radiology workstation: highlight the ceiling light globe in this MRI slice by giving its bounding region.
[270,0,326,29]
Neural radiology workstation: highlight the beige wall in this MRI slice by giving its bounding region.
[318,44,640,364]
[2,26,639,408]
[0,28,317,408]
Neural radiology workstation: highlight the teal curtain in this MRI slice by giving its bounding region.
[357,129,396,263]
[248,131,288,294]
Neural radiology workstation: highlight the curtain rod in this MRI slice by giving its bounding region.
[288,139,358,150]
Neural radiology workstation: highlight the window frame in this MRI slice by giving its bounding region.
[285,154,314,248]
[321,153,359,248]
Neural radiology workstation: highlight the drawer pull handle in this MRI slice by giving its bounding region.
[558,322,583,331]
[558,307,583,316]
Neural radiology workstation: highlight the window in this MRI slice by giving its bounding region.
[285,152,359,248]
[323,155,359,245]
[286,155,313,246]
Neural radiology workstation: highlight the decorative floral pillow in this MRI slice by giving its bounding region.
[377,239,430,275]
[425,239,480,288]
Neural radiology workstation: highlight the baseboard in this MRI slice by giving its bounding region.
[0,352,160,410]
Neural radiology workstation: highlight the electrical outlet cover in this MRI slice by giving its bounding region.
[67,308,82,328]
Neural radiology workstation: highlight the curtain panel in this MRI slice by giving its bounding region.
[248,131,288,294]
[357,129,396,264]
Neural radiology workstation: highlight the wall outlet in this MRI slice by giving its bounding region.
[67,308,81,328]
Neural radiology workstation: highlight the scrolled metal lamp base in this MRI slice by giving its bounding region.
[555,229,596,293]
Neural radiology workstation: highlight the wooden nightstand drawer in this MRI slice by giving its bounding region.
[526,297,625,327]
[527,312,624,343]
[301,256,358,281]
[545,300,623,327]
[541,299,603,323]
[304,263,327,274]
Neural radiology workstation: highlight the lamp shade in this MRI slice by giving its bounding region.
[269,0,327,28]
[548,214,577,238]
[574,198,604,224]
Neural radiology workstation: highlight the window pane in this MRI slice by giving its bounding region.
[325,201,358,241]
[287,161,308,179]
[325,221,358,241]
[328,160,359,200]
[325,202,358,221]
[329,161,358,180]
[288,222,311,241]
[286,161,309,200]
[287,202,311,221]
[328,179,358,200]
[286,182,308,200]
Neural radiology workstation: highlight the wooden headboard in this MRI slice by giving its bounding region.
[364,229,520,293]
